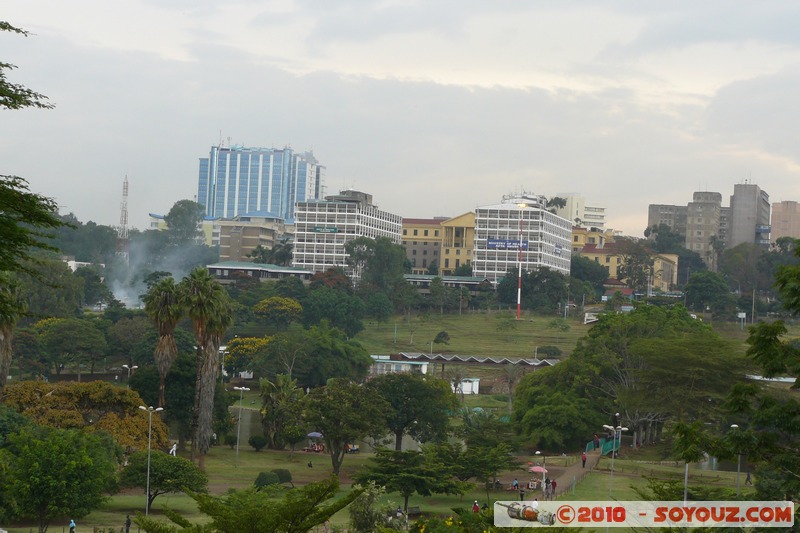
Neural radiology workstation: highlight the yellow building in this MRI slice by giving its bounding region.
[578,241,679,293]
[402,218,446,274]
[440,212,475,275]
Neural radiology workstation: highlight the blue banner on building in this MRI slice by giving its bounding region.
[487,239,528,250]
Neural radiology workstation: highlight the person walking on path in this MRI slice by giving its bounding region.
[581,451,587,468]
[125,514,131,533]
[519,487,525,501]
[472,500,480,513]
[69,519,76,533]
[551,479,557,499]
[745,472,752,485]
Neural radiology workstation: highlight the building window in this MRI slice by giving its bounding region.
[423,250,427,255]
[424,230,429,236]
[605,256,610,263]
[445,259,449,268]
[455,259,460,267]
[403,229,407,235]
[422,259,427,267]
[435,230,439,236]
[412,250,417,255]
[413,229,418,236]
[456,249,461,255]
[573,236,579,242]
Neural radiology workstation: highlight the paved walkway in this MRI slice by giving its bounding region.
[522,448,603,502]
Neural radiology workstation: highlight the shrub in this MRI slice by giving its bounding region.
[254,471,280,490]
[271,468,293,485]
[224,434,237,449]
[537,345,562,357]
[248,434,267,451]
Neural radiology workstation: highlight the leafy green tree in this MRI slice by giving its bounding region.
[570,255,608,287]
[135,476,361,533]
[426,260,439,276]
[260,374,304,450]
[453,263,473,277]
[74,265,113,307]
[142,277,185,407]
[367,373,456,450]
[345,236,406,294]
[303,378,388,474]
[274,276,307,302]
[48,215,118,264]
[670,421,713,503]
[434,331,450,345]
[248,244,270,264]
[164,200,205,245]
[108,316,155,365]
[301,287,364,337]
[179,267,232,468]
[130,354,197,452]
[684,270,737,318]
[363,292,394,325]
[254,296,302,330]
[39,317,107,375]
[2,426,119,533]
[429,277,446,313]
[348,481,393,533]
[353,448,468,514]
[120,450,208,509]
[616,238,655,292]
[17,257,84,321]
[1,22,53,110]
[0,273,24,395]
[265,237,293,266]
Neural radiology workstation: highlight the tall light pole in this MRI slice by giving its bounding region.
[731,424,741,497]
[516,203,526,320]
[138,405,164,515]
[603,424,628,498]
[535,450,546,495]
[234,386,250,467]
[123,364,138,388]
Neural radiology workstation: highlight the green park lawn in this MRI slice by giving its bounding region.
[2,446,749,533]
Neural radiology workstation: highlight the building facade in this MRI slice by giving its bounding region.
[684,191,723,264]
[555,193,608,229]
[472,194,572,283]
[197,145,323,222]
[292,190,402,279]
[728,183,771,248]
[440,212,475,275]
[578,242,679,293]
[217,213,288,263]
[771,201,800,241]
[402,218,446,274]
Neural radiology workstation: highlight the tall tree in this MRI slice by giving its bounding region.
[120,451,208,510]
[345,236,406,294]
[353,448,468,514]
[2,427,119,533]
[142,277,185,407]
[179,267,232,468]
[367,373,456,450]
[0,273,24,395]
[164,200,205,245]
[39,317,107,375]
[303,379,388,475]
[260,374,304,450]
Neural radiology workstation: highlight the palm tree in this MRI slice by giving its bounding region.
[142,277,184,408]
[179,267,233,469]
[0,273,25,397]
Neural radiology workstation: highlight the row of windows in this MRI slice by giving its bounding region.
[403,229,441,237]
[411,249,438,256]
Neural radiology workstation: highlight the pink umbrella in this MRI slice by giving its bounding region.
[528,465,548,473]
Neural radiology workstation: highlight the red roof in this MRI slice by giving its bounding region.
[402,218,445,225]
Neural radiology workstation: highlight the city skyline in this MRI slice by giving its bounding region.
[3,2,800,236]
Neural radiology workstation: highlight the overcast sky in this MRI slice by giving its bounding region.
[3,1,800,236]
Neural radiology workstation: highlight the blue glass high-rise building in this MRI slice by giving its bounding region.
[197,145,324,222]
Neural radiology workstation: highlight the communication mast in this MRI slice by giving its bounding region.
[116,176,129,265]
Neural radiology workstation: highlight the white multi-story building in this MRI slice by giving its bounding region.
[555,193,607,229]
[292,190,402,279]
[472,194,572,283]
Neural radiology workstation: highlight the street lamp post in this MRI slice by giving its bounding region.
[138,405,164,515]
[234,386,250,467]
[731,424,741,497]
[516,203,527,320]
[122,364,138,388]
[603,424,628,499]
[535,450,546,496]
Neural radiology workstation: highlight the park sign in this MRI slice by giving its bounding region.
[487,239,528,250]
[313,227,338,233]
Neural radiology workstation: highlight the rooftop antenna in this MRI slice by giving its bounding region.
[116,176,130,265]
